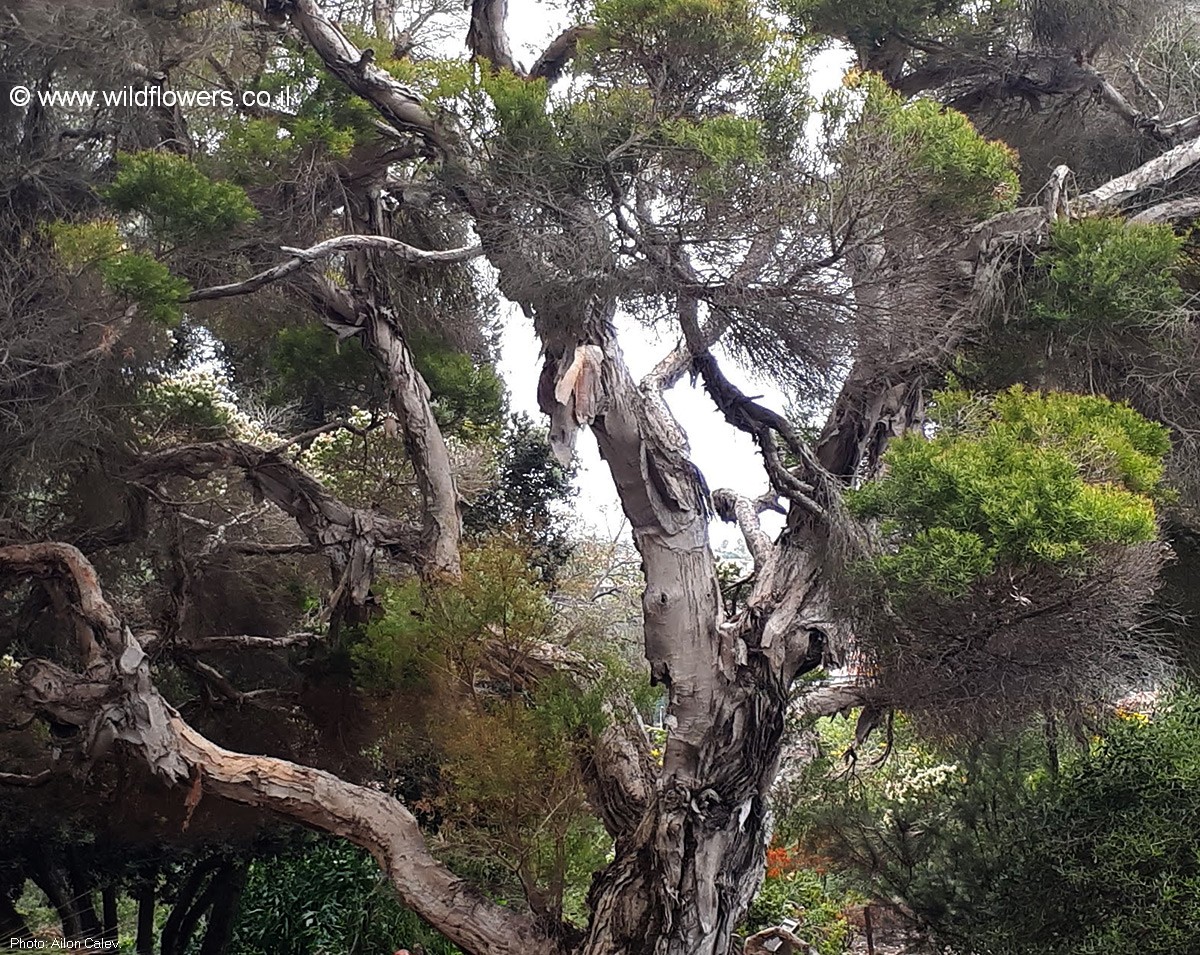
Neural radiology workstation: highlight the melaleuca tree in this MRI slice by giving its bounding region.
[4,1,1200,955]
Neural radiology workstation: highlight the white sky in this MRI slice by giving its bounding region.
[494,4,852,541]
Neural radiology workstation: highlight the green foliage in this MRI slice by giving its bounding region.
[106,151,258,242]
[231,835,459,955]
[592,0,770,58]
[266,324,378,425]
[746,861,853,955]
[1032,217,1187,328]
[479,69,555,148]
[353,541,613,925]
[789,0,965,46]
[98,253,191,325]
[214,116,300,186]
[753,46,816,158]
[466,415,576,579]
[354,541,554,690]
[796,693,1200,955]
[857,72,1019,219]
[587,0,772,105]
[46,219,191,324]
[411,336,506,437]
[661,115,764,168]
[848,386,1169,597]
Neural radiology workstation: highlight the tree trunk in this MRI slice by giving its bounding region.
[160,857,221,955]
[533,311,837,955]
[65,853,101,941]
[0,887,32,942]
[197,861,248,955]
[136,883,156,955]
[102,885,118,943]
[29,858,82,941]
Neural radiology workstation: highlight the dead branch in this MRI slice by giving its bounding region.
[185,236,482,302]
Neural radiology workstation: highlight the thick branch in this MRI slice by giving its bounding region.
[1080,133,1200,209]
[530,25,599,83]
[186,236,481,302]
[1128,197,1200,224]
[130,440,422,605]
[794,682,871,719]
[466,0,516,73]
[0,544,559,955]
[285,0,445,148]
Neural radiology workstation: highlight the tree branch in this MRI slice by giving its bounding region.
[185,236,481,302]
[129,440,422,608]
[530,25,599,83]
[1079,133,1200,209]
[285,0,446,149]
[711,490,775,570]
[182,632,321,652]
[466,0,516,73]
[0,543,559,955]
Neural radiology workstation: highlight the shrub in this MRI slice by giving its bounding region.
[847,386,1169,599]
[745,849,853,955]
[799,691,1200,955]
[1033,217,1186,329]
[844,387,1170,731]
[231,835,459,955]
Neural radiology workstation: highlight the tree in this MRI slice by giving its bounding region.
[2,1,1200,954]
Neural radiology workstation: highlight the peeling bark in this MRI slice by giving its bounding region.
[467,0,516,73]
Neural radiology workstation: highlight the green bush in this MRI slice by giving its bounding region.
[1033,217,1186,328]
[745,861,852,955]
[231,835,458,955]
[45,219,191,324]
[800,691,1200,955]
[106,151,258,241]
[857,72,1019,219]
[847,386,1169,597]
[97,251,191,324]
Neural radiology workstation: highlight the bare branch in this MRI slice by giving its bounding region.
[1128,196,1200,223]
[183,632,322,652]
[794,682,871,719]
[129,440,422,608]
[711,489,774,569]
[1080,133,1200,209]
[0,770,52,787]
[186,236,482,302]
